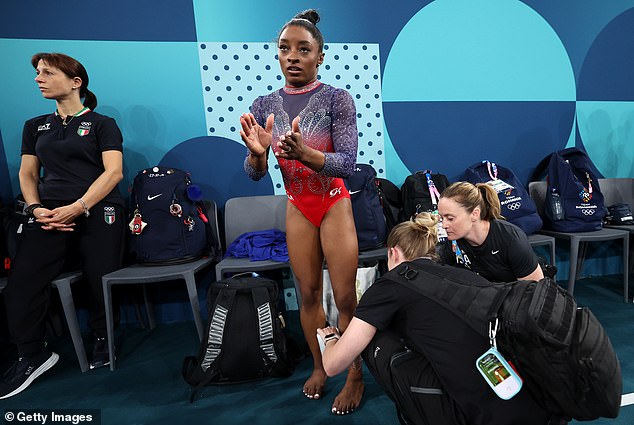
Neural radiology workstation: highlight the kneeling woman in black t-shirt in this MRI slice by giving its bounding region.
[318,213,553,425]
[0,52,124,400]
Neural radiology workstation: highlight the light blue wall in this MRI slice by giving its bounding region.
[0,0,632,280]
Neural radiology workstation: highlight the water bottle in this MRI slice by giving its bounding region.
[551,190,563,220]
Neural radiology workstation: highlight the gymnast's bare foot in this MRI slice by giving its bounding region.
[303,368,327,400]
[331,366,364,415]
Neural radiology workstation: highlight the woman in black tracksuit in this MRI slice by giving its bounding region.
[0,52,124,399]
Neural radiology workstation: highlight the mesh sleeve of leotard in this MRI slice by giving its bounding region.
[319,88,358,178]
[243,96,269,181]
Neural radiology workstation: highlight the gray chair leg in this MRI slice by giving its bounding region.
[52,276,89,373]
[568,238,580,295]
[184,272,204,341]
[577,242,588,276]
[292,271,302,312]
[102,280,117,371]
[142,285,157,330]
[549,240,556,266]
[623,235,629,303]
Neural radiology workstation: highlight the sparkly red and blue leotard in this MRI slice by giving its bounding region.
[244,81,358,227]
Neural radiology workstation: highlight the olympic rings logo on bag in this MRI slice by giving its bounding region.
[505,202,521,211]
[581,209,596,216]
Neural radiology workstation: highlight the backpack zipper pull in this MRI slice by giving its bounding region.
[278,312,286,329]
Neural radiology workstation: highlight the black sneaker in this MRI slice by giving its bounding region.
[0,350,59,399]
[89,336,112,370]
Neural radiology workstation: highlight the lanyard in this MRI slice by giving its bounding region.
[451,240,471,269]
[485,160,498,180]
[424,170,441,209]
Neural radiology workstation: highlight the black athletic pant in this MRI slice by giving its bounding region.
[4,200,124,357]
[362,329,464,425]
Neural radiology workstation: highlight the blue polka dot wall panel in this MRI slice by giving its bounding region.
[381,0,577,185]
[198,42,385,195]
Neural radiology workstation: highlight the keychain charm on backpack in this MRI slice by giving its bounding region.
[129,210,147,235]
[184,216,195,232]
[170,202,183,217]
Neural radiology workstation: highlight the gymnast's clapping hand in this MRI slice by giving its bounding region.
[240,112,273,158]
[276,116,307,161]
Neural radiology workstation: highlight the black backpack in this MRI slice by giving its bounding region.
[344,164,387,250]
[130,166,214,264]
[0,197,28,277]
[384,260,621,422]
[376,178,403,235]
[400,170,450,221]
[605,203,633,226]
[532,148,606,232]
[182,275,294,400]
[363,329,456,425]
[464,160,542,235]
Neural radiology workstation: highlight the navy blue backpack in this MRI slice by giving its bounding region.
[465,160,543,235]
[537,148,606,232]
[344,164,387,250]
[130,166,212,264]
[376,177,403,235]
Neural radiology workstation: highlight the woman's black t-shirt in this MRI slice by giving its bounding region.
[21,111,123,205]
[439,219,538,282]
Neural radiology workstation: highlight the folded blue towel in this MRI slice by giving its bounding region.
[225,229,289,262]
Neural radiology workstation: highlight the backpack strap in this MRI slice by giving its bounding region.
[484,160,498,180]
[196,201,222,261]
[530,153,553,182]
[201,287,236,371]
[251,286,278,364]
[182,287,236,402]
[383,261,512,336]
[252,283,297,377]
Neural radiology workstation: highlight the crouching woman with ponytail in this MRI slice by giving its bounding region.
[317,213,552,425]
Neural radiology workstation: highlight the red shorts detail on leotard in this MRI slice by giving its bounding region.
[286,177,350,227]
